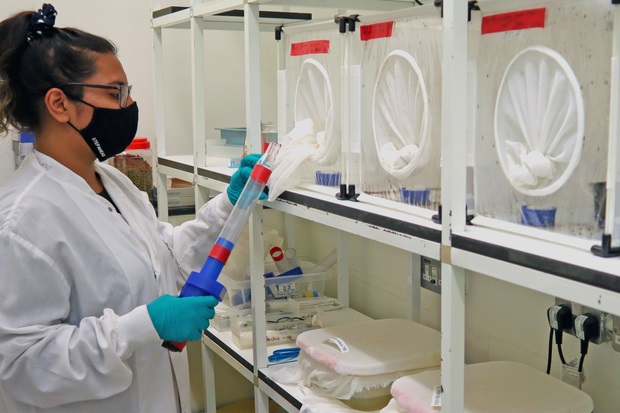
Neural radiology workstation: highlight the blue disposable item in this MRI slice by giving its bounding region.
[400,187,430,206]
[147,294,218,342]
[163,143,279,352]
[521,205,557,227]
[315,170,341,187]
[268,347,301,363]
[229,157,242,168]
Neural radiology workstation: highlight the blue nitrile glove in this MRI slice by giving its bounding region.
[227,153,268,205]
[146,294,219,342]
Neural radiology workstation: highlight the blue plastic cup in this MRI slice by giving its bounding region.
[400,188,430,206]
[521,205,557,227]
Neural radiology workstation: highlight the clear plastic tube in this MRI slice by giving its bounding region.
[163,143,279,352]
[308,249,337,273]
[269,246,302,276]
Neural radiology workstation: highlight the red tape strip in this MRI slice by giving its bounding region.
[290,40,330,56]
[209,244,231,263]
[360,21,394,41]
[250,164,271,185]
[482,8,546,35]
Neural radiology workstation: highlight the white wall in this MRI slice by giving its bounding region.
[160,28,279,156]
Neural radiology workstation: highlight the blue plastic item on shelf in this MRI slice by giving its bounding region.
[216,127,246,146]
[315,170,341,187]
[521,205,557,227]
[400,187,430,206]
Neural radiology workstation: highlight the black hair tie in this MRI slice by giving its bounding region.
[27,3,57,42]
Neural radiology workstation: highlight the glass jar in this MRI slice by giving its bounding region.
[111,137,154,202]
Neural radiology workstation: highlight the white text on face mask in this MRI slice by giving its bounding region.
[91,137,106,158]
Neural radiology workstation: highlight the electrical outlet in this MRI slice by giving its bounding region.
[555,298,612,344]
[421,256,441,294]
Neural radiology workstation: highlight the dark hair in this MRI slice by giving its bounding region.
[0,10,117,135]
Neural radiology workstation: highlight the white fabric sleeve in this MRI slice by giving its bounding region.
[0,231,157,408]
[156,193,233,278]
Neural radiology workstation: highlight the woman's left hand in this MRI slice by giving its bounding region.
[226,153,267,205]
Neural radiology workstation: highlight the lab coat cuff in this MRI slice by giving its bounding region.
[213,192,234,219]
[116,305,161,354]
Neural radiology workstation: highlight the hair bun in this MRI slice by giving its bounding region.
[27,3,57,42]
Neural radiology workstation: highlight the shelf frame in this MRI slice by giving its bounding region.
[150,1,620,412]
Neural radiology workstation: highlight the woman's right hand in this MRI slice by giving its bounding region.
[146,294,218,342]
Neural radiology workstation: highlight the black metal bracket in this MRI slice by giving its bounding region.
[432,204,474,225]
[348,14,360,32]
[591,234,620,257]
[275,25,283,41]
[334,15,348,33]
[334,15,360,34]
[336,184,360,202]
[436,0,479,22]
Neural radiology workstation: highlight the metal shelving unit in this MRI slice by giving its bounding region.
[150,1,620,412]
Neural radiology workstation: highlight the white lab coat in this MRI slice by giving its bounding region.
[0,152,232,413]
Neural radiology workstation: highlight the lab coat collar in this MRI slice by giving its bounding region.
[31,151,96,195]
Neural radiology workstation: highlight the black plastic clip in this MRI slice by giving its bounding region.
[334,15,348,34]
[468,1,480,21]
[591,234,620,257]
[275,25,283,41]
[334,15,359,34]
[336,184,360,202]
[436,0,479,21]
[432,204,442,224]
[348,14,360,32]
[432,204,474,225]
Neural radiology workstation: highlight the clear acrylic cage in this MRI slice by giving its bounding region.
[473,0,612,242]
[358,7,443,211]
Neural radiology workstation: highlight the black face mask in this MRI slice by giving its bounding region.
[68,101,139,162]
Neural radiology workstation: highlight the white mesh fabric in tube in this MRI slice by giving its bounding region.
[372,50,430,179]
[495,45,585,196]
[294,58,336,164]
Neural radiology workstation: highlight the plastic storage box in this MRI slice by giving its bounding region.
[230,309,317,349]
[219,261,331,309]
[216,127,246,146]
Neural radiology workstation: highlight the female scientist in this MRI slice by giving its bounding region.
[0,4,259,412]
